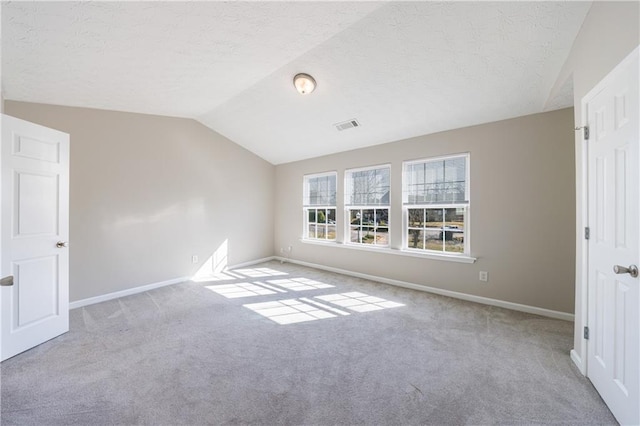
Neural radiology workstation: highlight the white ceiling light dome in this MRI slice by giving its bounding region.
[293,73,316,95]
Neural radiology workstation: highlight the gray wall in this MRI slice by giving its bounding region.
[275,108,576,314]
[5,101,275,302]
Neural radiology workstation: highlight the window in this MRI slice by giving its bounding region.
[303,172,337,241]
[403,154,469,254]
[345,165,390,246]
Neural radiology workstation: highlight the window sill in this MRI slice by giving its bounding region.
[299,239,476,264]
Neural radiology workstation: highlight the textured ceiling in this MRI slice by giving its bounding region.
[2,2,592,164]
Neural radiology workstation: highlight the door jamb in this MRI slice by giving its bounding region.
[571,98,590,376]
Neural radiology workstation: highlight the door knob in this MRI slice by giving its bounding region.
[56,241,68,248]
[0,275,13,286]
[613,264,638,278]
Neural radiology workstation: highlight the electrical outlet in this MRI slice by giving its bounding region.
[287,245,292,252]
[280,247,285,253]
[479,271,488,282]
[192,255,198,264]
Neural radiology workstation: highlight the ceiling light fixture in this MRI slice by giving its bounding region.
[293,73,316,95]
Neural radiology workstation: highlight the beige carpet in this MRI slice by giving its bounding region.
[1,261,616,425]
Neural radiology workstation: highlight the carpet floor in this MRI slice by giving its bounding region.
[0,260,616,425]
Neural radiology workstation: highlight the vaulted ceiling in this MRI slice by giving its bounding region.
[2,2,592,164]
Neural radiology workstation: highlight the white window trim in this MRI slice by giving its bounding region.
[344,164,391,248]
[344,163,391,173]
[402,153,470,255]
[300,238,476,263]
[402,152,469,168]
[303,171,337,242]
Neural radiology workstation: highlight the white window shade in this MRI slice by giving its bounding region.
[304,173,336,207]
[345,166,390,206]
[404,156,467,205]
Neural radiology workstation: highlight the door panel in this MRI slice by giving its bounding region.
[13,134,61,163]
[16,255,59,327]
[15,171,59,236]
[586,47,639,425]
[1,114,69,361]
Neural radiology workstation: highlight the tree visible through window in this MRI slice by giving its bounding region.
[403,155,469,254]
[345,166,390,246]
[303,172,337,241]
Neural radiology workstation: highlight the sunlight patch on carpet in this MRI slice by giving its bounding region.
[266,277,334,292]
[243,299,338,324]
[233,267,289,278]
[315,292,404,312]
[206,283,276,298]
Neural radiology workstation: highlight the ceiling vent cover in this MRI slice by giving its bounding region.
[335,119,360,131]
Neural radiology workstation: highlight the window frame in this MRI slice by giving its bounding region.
[344,164,391,248]
[402,153,470,255]
[303,171,337,242]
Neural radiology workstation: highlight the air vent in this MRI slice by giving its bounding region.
[335,119,360,131]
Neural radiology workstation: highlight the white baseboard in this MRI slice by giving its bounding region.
[70,255,574,323]
[570,349,586,375]
[69,257,278,310]
[277,256,575,322]
[69,276,190,310]
[227,256,277,270]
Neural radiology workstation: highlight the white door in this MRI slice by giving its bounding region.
[1,114,70,361]
[586,47,639,425]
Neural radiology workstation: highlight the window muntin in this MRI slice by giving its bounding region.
[407,207,465,253]
[349,208,389,245]
[307,208,336,240]
[304,172,337,241]
[403,155,469,254]
[345,166,390,246]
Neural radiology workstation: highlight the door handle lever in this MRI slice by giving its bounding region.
[0,275,14,286]
[613,264,639,278]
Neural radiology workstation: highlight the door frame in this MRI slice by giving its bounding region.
[571,93,590,375]
[573,46,640,376]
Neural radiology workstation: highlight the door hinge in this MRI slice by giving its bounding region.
[575,126,589,140]
[584,326,589,340]
[585,227,590,240]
